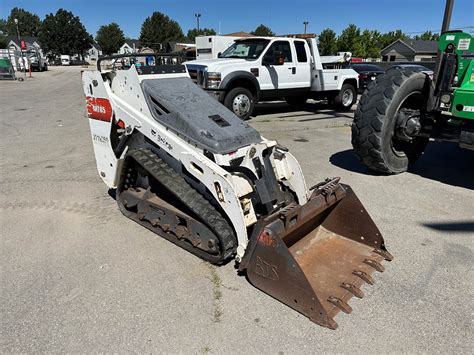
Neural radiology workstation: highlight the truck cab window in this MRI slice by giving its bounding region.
[295,41,308,62]
[220,39,270,59]
[264,41,293,62]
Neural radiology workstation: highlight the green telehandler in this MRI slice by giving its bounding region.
[352,0,473,174]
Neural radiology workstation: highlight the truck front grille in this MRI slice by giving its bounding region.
[186,65,206,87]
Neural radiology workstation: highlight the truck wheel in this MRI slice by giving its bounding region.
[334,83,356,111]
[285,96,307,107]
[224,87,254,120]
[352,69,430,174]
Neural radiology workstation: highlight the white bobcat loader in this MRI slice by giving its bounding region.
[82,53,392,329]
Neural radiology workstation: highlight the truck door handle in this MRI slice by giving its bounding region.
[288,67,296,74]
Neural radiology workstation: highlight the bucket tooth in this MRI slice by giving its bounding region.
[341,282,364,298]
[327,296,352,314]
[326,318,339,330]
[353,270,375,285]
[372,248,394,261]
[364,258,385,272]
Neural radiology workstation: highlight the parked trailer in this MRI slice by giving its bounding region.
[195,35,241,60]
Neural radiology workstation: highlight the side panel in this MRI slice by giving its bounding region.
[291,40,312,88]
[273,150,309,204]
[315,69,359,91]
[259,40,298,90]
[82,70,119,187]
[108,67,250,255]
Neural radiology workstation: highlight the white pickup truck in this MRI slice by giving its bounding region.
[184,34,359,119]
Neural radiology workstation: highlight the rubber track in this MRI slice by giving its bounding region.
[351,69,417,173]
[125,148,237,263]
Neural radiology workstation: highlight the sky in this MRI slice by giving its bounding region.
[1,0,473,39]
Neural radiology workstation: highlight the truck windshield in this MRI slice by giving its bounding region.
[220,39,270,59]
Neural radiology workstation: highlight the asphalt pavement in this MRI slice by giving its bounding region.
[1,66,473,353]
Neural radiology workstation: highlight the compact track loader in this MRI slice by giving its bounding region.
[82,53,392,329]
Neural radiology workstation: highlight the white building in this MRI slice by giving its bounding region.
[84,42,102,62]
[118,39,142,54]
[6,35,44,58]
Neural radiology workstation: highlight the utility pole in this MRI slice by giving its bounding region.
[303,21,309,34]
[14,18,26,81]
[441,0,454,33]
[434,0,455,82]
[195,13,201,31]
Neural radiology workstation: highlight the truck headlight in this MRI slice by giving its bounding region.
[206,72,221,89]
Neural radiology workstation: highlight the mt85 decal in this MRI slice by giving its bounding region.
[86,97,113,122]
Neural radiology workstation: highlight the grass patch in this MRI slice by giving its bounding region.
[206,263,223,322]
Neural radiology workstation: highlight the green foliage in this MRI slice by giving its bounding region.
[186,28,216,42]
[139,12,185,51]
[0,34,7,49]
[353,29,381,58]
[39,9,93,57]
[319,25,408,59]
[379,30,407,49]
[337,24,360,53]
[0,19,7,34]
[367,30,383,58]
[413,31,440,41]
[251,24,275,37]
[5,8,41,36]
[318,28,338,55]
[96,23,125,55]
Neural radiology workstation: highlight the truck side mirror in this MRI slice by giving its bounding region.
[262,50,285,66]
[273,51,284,65]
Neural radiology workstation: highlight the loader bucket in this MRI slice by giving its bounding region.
[239,178,392,329]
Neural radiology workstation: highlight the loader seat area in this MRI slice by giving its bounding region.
[141,77,262,154]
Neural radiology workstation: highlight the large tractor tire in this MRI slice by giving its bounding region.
[351,69,431,174]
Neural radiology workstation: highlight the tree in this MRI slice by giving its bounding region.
[0,19,7,48]
[96,23,125,55]
[318,28,337,55]
[186,28,216,42]
[352,29,381,58]
[0,19,6,34]
[337,24,360,53]
[139,12,185,51]
[413,31,439,41]
[39,9,93,57]
[0,34,7,49]
[380,30,407,49]
[251,24,275,37]
[5,8,41,36]
[367,30,383,58]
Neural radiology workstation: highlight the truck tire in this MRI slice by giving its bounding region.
[224,87,255,120]
[285,96,307,107]
[334,83,356,111]
[351,69,430,174]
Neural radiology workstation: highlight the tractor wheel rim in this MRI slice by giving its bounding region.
[391,90,423,157]
[342,89,354,106]
[233,94,250,116]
